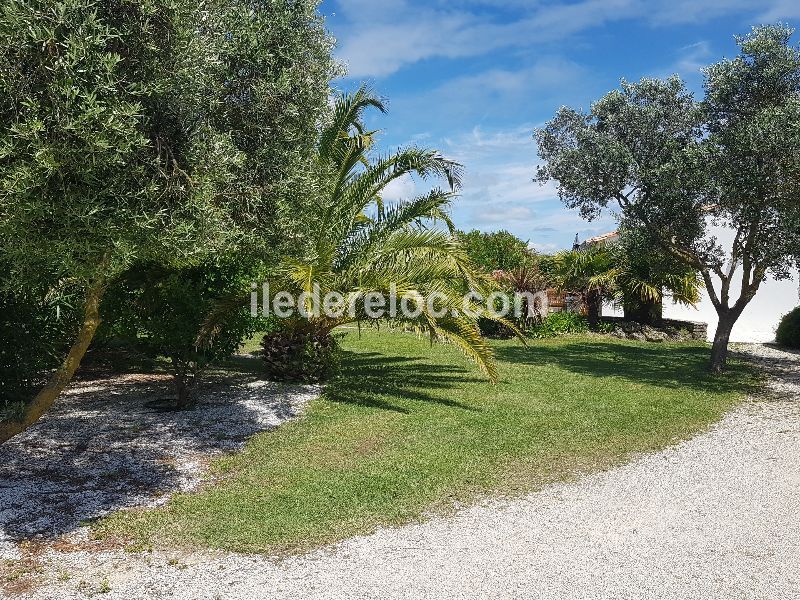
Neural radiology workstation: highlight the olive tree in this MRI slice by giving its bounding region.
[536,25,800,372]
[0,0,335,442]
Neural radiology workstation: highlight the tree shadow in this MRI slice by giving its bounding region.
[763,342,799,355]
[495,341,757,394]
[732,345,800,391]
[214,352,267,377]
[325,351,483,414]
[0,371,315,550]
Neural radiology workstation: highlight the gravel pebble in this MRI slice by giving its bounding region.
[0,371,318,563]
[7,344,800,599]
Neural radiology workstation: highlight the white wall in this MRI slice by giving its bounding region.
[603,224,799,343]
[663,273,798,343]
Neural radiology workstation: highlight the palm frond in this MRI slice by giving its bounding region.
[319,86,386,162]
[428,316,499,383]
[335,192,456,271]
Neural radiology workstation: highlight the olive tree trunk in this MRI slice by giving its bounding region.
[709,305,747,374]
[0,280,105,444]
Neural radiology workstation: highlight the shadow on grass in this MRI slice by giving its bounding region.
[495,340,757,394]
[216,353,266,377]
[325,351,483,414]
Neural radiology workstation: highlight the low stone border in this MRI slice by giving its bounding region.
[602,317,708,342]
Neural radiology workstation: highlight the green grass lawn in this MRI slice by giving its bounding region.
[97,330,755,554]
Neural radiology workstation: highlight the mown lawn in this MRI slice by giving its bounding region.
[97,330,755,554]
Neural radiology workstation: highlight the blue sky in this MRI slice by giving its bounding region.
[320,0,800,253]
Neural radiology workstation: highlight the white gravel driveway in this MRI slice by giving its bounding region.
[10,344,800,600]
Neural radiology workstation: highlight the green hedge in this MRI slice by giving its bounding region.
[776,307,800,349]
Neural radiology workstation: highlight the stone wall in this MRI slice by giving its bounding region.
[601,317,709,342]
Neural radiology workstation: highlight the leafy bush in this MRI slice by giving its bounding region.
[478,318,514,339]
[776,307,800,349]
[101,260,259,408]
[262,323,341,383]
[595,321,616,335]
[0,287,78,420]
[528,312,589,339]
[457,230,537,273]
[477,291,517,339]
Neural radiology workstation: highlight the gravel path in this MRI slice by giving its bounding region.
[0,370,319,564]
[7,344,800,599]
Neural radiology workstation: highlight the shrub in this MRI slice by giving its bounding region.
[477,291,517,339]
[478,318,514,339]
[101,260,259,408]
[457,230,537,273]
[595,321,616,335]
[529,312,589,339]
[0,287,78,420]
[776,307,800,349]
[262,323,341,383]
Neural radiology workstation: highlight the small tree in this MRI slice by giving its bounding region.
[457,230,538,274]
[536,25,800,372]
[103,260,259,409]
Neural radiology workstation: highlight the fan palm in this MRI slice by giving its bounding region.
[553,244,703,325]
[551,247,614,325]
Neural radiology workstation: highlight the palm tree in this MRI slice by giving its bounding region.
[609,251,703,324]
[492,264,551,329]
[551,247,614,326]
[552,243,703,326]
[208,87,518,382]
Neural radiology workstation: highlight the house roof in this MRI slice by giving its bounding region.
[582,231,619,246]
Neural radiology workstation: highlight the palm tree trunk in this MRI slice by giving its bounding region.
[0,279,105,444]
[586,290,602,328]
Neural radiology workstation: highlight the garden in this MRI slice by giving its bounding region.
[1,1,799,597]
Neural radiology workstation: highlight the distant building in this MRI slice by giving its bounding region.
[578,231,619,250]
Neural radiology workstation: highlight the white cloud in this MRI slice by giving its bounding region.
[530,241,561,254]
[381,174,418,202]
[334,0,636,78]
[331,0,788,79]
[649,40,715,91]
[759,0,800,20]
[473,204,535,224]
[446,57,589,100]
[646,0,763,25]
[385,57,592,137]
[420,124,617,250]
[674,41,714,75]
